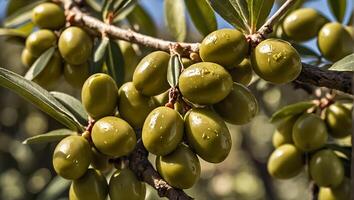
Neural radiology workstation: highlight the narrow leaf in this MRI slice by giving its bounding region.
[37,176,71,200]
[292,43,320,58]
[329,53,354,71]
[24,47,55,80]
[0,28,28,39]
[94,37,109,62]
[85,0,102,12]
[106,39,125,86]
[327,0,347,22]
[270,101,316,123]
[326,144,352,159]
[164,0,187,42]
[167,54,182,87]
[247,0,275,31]
[127,4,157,36]
[113,0,137,21]
[23,129,74,145]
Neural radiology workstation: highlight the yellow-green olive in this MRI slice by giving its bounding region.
[119,41,139,82]
[64,62,90,89]
[228,59,253,86]
[181,57,195,68]
[21,48,37,67]
[33,51,63,89]
[325,103,352,138]
[71,169,108,200]
[272,116,297,148]
[91,148,112,173]
[26,29,57,57]
[32,3,65,30]
[318,178,351,200]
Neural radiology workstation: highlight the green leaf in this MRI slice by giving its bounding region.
[185,0,217,36]
[106,39,125,86]
[329,53,354,71]
[86,0,102,12]
[127,4,157,37]
[270,101,316,123]
[167,54,182,87]
[0,28,28,39]
[0,68,84,132]
[102,0,115,20]
[326,144,352,159]
[327,0,347,22]
[94,37,109,63]
[113,0,137,21]
[23,129,74,145]
[24,47,56,81]
[37,176,71,200]
[247,0,274,32]
[292,43,320,58]
[164,0,187,42]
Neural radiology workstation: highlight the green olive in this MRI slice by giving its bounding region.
[58,27,93,65]
[310,149,344,187]
[109,168,146,200]
[32,3,65,30]
[119,41,139,82]
[325,103,352,138]
[21,48,37,67]
[156,144,200,189]
[33,51,63,89]
[118,82,156,129]
[81,73,118,119]
[292,113,328,152]
[185,108,231,163]
[181,57,195,68]
[142,106,184,156]
[200,29,248,68]
[132,51,170,96]
[318,178,351,200]
[91,148,112,173]
[267,144,303,179]
[64,62,89,89]
[71,169,108,200]
[213,83,258,125]
[91,116,136,157]
[26,29,57,57]
[251,39,302,84]
[53,135,92,180]
[179,62,233,105]
[228,59,253,86]
[152,90,169,106]
[272,116,297,148]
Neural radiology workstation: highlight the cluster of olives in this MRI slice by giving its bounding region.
[268,102,352,200]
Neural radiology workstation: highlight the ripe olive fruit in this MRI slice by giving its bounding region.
[118,82,156,129]
[325,103,352,138]
[185,108,231,163]
[119,41,139,82]
[179,62,233,105]
[282,8,327,42]
[317,22,354,62]
[228,59,253,86]
[251,39,302,84]
[156,144,200,189]
[64,62,89,89]
[213,83,258,125]
[318,178,351,200]
[53,135,92,180]
[32,3,65,30]
[292,113,328,152]
[71,169,108,200]
[142,106,184,156]
[91,116,136,157]
[58,27,93,65]
[200,29,248,68]
[272,116,297,148]
[109,168,146,200]
[132,51,170,96]
[81,73,118,119]
[267,144,303,179]
[26,29,57,57]
[91,148,112,173]
[33,51,63,89]
[21,48,37,67]
[309,149,344,187]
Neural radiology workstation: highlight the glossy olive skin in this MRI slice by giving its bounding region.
[179,62,233,105]
[70,169,108,200]
[292,113,328,152]
[132,51,170,96]
[200,29,248,68]
[53,136,92,180]
[142,106,184,156]
[228,59,253,86]
[310,149,344,187]
[109,168,146,200]
[156,144,200,189]
[119,41,139,82]
[251,39,302,84]
[267,144,303,179]
[118,82,156,128]
[21,48,37,67]
[185,108,231,163]
[181,58,195,68]
[325,103,352,138]
[92,116,136,157]
[81,73,118,119]
[283,8,327,42]
[91,148,112,173]
[272,116,297,148]
[318,178,351,200]
[59,27,93,65]
[33,51,63,89]
[318,23,354,62]
[213,83,258,125]
[32,3,65,30]
[26,29,57,57]
[64,62,89,89]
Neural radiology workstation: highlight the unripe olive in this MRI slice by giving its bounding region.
[33,51,63,89]
[267,144,303,179]
[200,29,248,68]
[21,48,37,67]
[325,103,352,138]
[228,59,253,86]
[26,29,57,57]
[272,116,297,148]
[213,83,258,125]
[53,135,92,180]
[32,3,65,30]
[251,39,302,84]
[179,62,233,105]
[156,144,200,189]
[318,178,351,200]
[310,149,344,187]
[91,148,112,173]
[119,41,139,82]
[132,51,170,96]
[181,57,195,68]
[185,108,231,163]
[64,62,89,89]
[81,73,118,119]
[71,169,108,200]
[142,106,184,156]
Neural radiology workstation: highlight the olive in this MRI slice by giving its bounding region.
[118,82,156,129]
[156,144,200,189]
[267,144,303,179]
[292,113,328,152]
[91,148,112,173]
[317,22,354,62]
[213,83,258,125]
[181,57,195,68]
[309,149,344,187]
[228,59,253,86]
[282,8,327,42]
[71,169,108,200]
[91,116,136,157]
[81,73,118,119]
[69,183,78,200]
[152,90,169,106]
[142,106,184,156]
[32,3,65,30]
[119,41,139,82]
[345,26,354,40]
[52,135,92,180]
[199,29,248,68]
[21,48,37,67]
[58,27,93,65]
[325,103,352,138]
[251,39,302,84]
[64,62,89,89]
[185,108,231,163]
[179,62,233,105]
[132,51,170,96]
[272,116,297,148]
[33,51,63,89]
[26,29,57,57]
[318,178,351,200]
[109,168,146,200]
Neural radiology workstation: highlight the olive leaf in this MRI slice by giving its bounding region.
[167,54,182,88]
[127,4,157,36]
[164,0,187,42]
[0,28,28,40]
[24,46,56,81]
[37,176,71,200]
[247,0,275,32]
[91,37,109,74]
[270,101,316,123]
[22,129,74,145]
[326,144,352,159]
[106,39,125,86]
[292,43,321,59]
[113,0,137,21]
[85,0,103,12]
[329,53,354,71]
[327,0,347,22]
